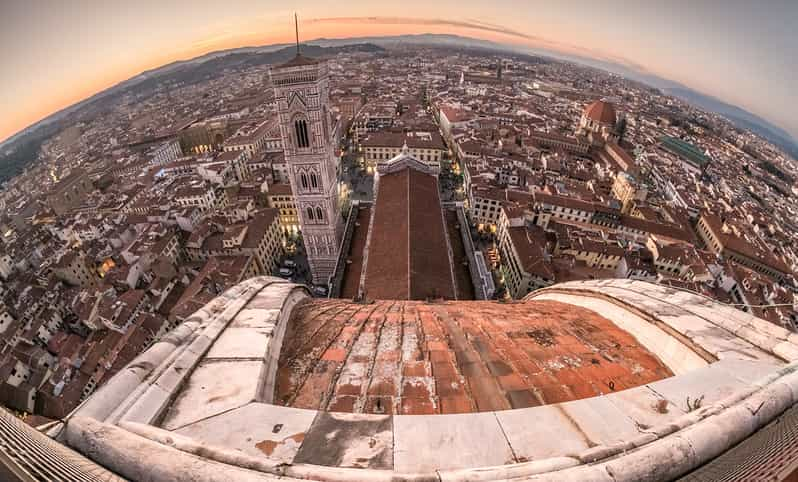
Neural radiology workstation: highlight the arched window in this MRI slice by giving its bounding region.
[306,207,314,220]
[294,119,310,148]
[294,120,302,147]
[316,207,324,222]
[310,172,318,189]
[300,172,308,190]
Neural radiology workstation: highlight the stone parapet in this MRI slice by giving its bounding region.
[54,278,798,481]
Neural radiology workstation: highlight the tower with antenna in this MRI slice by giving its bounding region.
[294,12,300,55]
[270,14,343,285]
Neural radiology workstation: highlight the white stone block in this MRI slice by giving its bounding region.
[394,412,514,472]
[175,403,317,465]
[161,360,263,430]
[207,327,272,360]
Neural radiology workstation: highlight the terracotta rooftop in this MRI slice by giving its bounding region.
[361,167,456,300]
[584,100,617,125]
[274,298,672,415]
[360,131,446,150]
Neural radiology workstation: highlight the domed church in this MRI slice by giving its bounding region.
[577,99,620,144]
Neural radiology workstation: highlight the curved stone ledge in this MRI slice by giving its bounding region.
[62,359,798,481]
[64,416,291,482]
[529,279,798,365]
[65,277,307,429]
[58,278,798,481]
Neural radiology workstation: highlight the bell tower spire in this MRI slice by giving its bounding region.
[270,17,342,286]
[295,13,300,55]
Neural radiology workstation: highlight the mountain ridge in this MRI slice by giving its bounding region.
[2,33,795,162]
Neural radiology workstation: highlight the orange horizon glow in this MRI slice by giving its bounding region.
[2,5,797,144]
[2,22,537,143]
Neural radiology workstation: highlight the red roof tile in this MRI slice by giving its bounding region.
[274,298,673,415]
[362,168,456,300]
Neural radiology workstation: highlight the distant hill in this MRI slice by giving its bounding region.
[311,34,798,159]
[113,42,383,95]
[0,42,383,184]
[1,42,383,149]
[313,33,506,49]
[349,34,798,159]
[77,42,384,108]
[3,32,797,181]
[662,87,798,160]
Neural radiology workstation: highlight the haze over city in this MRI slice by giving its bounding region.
[1,0,796,144]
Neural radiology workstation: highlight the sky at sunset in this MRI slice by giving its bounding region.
[1,0,796,143]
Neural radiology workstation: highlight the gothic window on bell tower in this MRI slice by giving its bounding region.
[322,105,329,142]
[271,48,341,284]
[294,118,310,148]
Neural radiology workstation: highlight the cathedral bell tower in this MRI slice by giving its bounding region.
[269,16,343,285]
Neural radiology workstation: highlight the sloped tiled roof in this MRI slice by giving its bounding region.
[275,298,672,414]
[363,167,455,300]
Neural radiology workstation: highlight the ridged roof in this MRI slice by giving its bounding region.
[275,297,672,414]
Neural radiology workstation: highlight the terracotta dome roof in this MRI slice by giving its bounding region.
[584,100,617,125]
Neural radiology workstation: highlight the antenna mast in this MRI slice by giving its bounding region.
[295,13,300,55]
